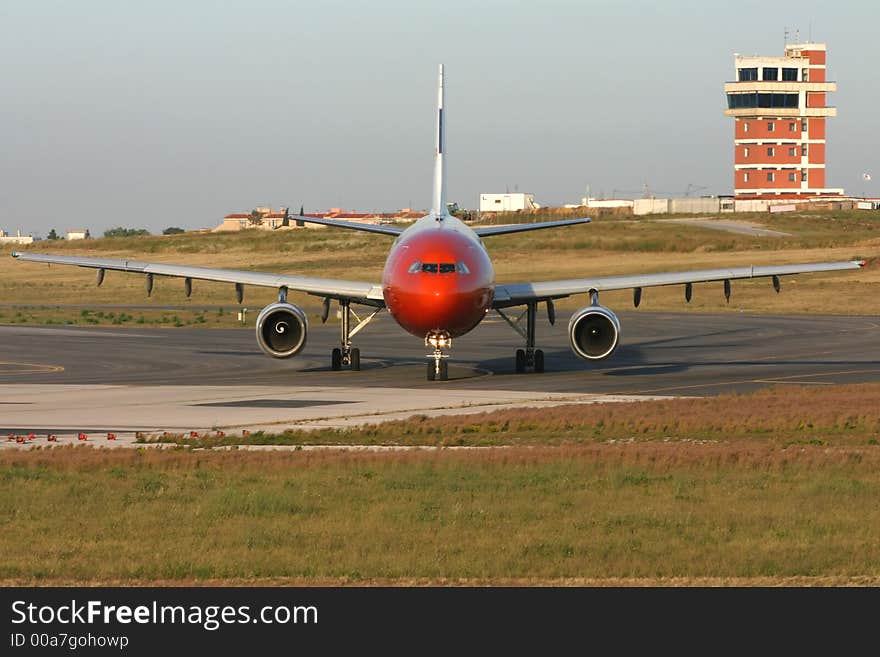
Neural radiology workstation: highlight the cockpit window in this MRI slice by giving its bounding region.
[411,261,467,274]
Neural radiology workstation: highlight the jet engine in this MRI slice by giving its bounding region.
[255,302,308,358]
[568,305,620,361]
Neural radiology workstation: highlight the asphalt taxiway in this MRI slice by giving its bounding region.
[1,311,879,442]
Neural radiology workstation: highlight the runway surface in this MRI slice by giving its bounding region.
[2,311,879,442]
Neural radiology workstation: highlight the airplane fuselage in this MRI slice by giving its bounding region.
[382,214,495,340]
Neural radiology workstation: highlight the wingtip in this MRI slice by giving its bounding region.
[11,251,20,258]
[858,260,867,268]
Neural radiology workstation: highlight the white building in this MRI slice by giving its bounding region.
[66,229,91,240]
[0,229,34,245]
[479,193,540,212]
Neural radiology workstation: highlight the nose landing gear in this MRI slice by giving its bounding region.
[425,331,451,381]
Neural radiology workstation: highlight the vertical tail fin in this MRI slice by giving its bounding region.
[431,64,447,217]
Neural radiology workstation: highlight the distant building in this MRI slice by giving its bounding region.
[479,193,540,212]
[212,207,423,232]
[581,198,634,209]
[0,229,34,245]
[66,229,90,240]
[724,42,842,199]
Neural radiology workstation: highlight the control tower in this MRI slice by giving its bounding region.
[724,43,842,198]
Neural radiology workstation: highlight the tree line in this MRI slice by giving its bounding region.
[44,227,186,239]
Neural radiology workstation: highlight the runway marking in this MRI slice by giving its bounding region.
[752,349,834,361]
[0,361,64,376]
[621,368,880,396]
[753,380,835,386]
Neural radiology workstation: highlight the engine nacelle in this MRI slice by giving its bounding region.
[255,302,308,358]
[568,305,620,361]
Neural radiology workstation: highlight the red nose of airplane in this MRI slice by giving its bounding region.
[382,227,494,338]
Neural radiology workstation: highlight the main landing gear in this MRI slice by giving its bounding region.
[497,300,549,374]
[327,299,381,372]
[425,331,451,381]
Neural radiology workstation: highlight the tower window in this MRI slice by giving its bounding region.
[767,121,775,132]
[782,68,798,81]
[743,121,750,133]
[767,172,775,182]
[738,68,758,81]
[762,67,779,81]
[802,68,809,81]
[802,144,808,156]
[744,172,750,182]
[788,173,797,182]
[727,93,799,109]
[801,170,808,182]
[801,119,808,132]
[788,147,797,157]
[743,147,750,157]
[767,147,775,157]
[789,122,797,132]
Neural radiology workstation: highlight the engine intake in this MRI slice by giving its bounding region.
[255,302,308,358]
[568,305,620,361]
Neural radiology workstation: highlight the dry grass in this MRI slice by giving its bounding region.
[3,441,880,583]
[372,383,880,445]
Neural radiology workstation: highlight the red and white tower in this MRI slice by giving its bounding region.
[724,42,842,199]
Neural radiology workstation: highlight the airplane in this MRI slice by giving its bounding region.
[12,65,866,381]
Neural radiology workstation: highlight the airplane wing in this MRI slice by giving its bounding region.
[493,260,866,307]
[290,215,405,236]
[290,215,590,237]
[11,252,385,305]
[473,217,590,237]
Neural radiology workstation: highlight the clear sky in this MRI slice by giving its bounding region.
[2,0,878,236]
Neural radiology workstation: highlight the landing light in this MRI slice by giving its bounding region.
[427,335,451,348]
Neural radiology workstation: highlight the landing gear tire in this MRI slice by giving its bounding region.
[426,362,436,381]
[515,349,526,373]
[534,349,545,373]
[350,347,361,371]
[438,360,448,381]
[331,348,342,371]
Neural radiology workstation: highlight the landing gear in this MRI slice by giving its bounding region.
[328,299,380,371]
[515,348,526,373]
[425,331,451,381]
[515,347,544,373]
[498,301,548,373]
[350,347,360,371]
[534,348,545,373]
[426,359,448,381]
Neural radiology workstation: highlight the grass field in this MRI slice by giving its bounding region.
[3,384,880,586]
[2,210,879,327]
